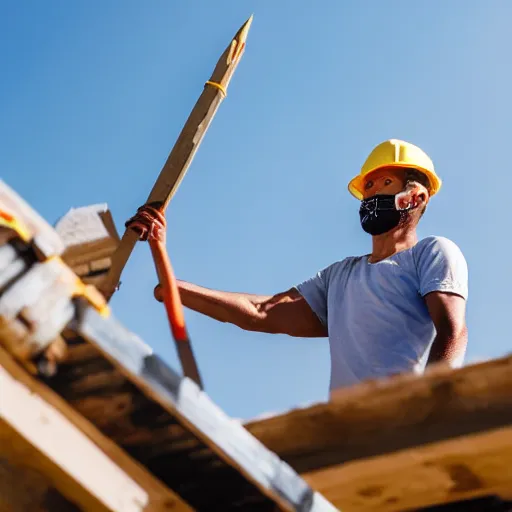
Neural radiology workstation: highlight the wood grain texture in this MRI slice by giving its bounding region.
[302,426,512,511]
[243,358,512,510]
[0,360,147,512]
[0,346,193,512]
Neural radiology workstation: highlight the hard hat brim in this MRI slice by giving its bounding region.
[348,164,442,200]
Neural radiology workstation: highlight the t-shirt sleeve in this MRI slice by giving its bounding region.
[294,265,332,326]
[415,236,469,300]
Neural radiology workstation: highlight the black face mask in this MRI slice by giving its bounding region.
[359,194,410,236]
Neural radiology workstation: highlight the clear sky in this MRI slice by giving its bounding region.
[2,1,511,420]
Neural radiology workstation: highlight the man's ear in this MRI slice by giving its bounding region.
[411,184,429,209]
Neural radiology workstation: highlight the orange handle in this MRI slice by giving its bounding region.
[149,238,187,342]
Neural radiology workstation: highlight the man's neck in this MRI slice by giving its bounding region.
[369,227,418,263]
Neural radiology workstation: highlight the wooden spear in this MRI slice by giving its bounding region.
[99,15,253,301]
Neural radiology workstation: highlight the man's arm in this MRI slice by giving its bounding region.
[415,236,469,367]
[155,281,328,338]
[424,291,468,366]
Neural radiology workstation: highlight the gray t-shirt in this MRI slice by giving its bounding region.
[295,236,468,392]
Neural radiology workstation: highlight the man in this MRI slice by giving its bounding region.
[156,139,468,395]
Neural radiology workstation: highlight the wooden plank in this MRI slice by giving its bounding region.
[54,204,120,277]
[245,357,512,473]
[243,358,512,510]
[0,180,63,259]
[0,364,147,512]
[0,257,77,359]
[0,346,193,512]
[99,16,253,301]
[301,426,512,512]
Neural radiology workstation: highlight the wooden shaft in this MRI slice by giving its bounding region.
[99,16,253,302]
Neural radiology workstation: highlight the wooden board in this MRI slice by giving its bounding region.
[55,204,120,287]
[0,345,192,512]
[245,357,512,470]
[99,16,253,301]
[244,358,512,510]
[302,426,512,511]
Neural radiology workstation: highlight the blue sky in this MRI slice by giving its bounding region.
[2,1,511,419]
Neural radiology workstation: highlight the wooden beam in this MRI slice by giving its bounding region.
[0,346,193,512]
[0,366,146,512]
[245,357,512,471]
[99,15,253,302]
[302,426,512,511]
[244,357,512,508]
[55,204,120,286]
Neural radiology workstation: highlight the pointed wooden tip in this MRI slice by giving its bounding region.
[235,14,253,44]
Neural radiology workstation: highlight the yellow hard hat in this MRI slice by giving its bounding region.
[348,139,442,200]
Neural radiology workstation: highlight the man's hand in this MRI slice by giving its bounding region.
[156,281,328,338]
[424,291,468,366]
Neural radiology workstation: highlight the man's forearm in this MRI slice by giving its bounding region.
[154,280,327,337]
[155,280,271,329]
[427,326,468,366]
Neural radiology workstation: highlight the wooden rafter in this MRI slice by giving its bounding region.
[245,357,512,511]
